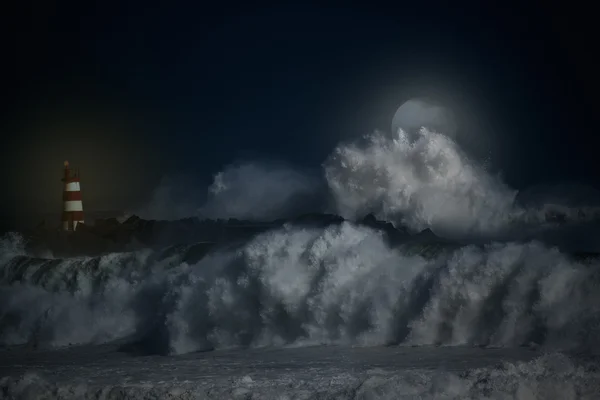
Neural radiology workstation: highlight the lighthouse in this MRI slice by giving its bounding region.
[61,160,85,231]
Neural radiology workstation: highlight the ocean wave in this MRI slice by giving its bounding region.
[1,224,598,355]
[1,353,598,399]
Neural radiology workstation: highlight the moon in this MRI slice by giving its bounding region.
[391,98,457,137]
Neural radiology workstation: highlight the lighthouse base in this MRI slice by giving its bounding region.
[62,221,85,232]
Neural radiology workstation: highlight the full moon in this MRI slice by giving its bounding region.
[391,98,457,137]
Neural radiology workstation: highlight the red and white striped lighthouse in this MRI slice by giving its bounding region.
[61,160,85,231]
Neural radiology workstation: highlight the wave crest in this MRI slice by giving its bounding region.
[1,226,598,355]
[325,128,519,237]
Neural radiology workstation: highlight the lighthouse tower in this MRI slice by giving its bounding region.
[61,160,85,231]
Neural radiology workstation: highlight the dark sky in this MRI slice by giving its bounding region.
[3,1,599,231]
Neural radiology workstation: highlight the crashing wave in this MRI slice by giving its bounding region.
[131,125,600,243]
[1,224,598,355]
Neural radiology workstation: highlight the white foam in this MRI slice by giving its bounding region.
[1,225,598,354]
[325,127,521,237]
[1,353,598,399]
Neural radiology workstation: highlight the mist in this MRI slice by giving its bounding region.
[135,162,323,221]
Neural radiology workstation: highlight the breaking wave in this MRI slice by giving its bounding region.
[135,115,600,243]
[323,128,600,240]
[325,127,520,237]
[1,224,598,355]
[137,128,600,244]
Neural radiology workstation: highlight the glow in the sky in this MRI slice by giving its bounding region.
[391,98,457,137]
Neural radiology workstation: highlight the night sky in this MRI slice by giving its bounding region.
[3,1,599,232]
